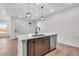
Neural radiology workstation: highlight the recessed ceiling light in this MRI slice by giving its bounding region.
[1,10,6,15]
[50,9,54,13]
[36,3,40,5]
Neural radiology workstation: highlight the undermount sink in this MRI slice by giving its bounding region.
[32,34,45,37]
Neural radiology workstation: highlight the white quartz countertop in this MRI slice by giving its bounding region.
[16,33,57,41]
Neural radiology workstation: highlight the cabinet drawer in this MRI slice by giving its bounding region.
[35,36,50,43]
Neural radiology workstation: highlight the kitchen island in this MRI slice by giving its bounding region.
[16,33,57,56]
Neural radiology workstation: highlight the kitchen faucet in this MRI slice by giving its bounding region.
[35,26,40,35]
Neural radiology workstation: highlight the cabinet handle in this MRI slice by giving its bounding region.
[32,41,35,43]
[42,42,45,44]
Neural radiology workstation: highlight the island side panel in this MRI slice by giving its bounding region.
[18,39,27,56]
[18,39,24,56]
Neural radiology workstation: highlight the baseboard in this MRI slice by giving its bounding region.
[58,41,79,48]
[0,36,10,38]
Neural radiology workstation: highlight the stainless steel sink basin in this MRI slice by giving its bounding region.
[32,34,45,37]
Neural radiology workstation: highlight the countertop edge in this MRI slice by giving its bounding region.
[16,33,57,40]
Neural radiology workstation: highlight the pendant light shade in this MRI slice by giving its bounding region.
[26,12,31,19]
[40,16,45,21]
[25,0,32,19]
[40,6,45,21]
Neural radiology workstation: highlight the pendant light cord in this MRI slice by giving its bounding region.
[27,0,30,12]
[41,6,44,17]
[41,6,42,17]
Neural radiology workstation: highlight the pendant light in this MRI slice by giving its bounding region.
[40,6,45,21]
[25,0,32,19]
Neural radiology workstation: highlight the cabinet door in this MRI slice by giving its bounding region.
[35,36,50,56]
[27,39,35,56]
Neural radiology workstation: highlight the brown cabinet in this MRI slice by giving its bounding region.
[27,36,50,56]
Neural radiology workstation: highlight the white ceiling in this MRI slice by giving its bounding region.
[0,3,79,20]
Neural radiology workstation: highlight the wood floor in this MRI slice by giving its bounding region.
[0,38,79,56]
[46,43,79,56]
[0,38,17,56]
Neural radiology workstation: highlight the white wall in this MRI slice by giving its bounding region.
[10,18,37,39]
[14,19,37,34]
[38,7,79,48]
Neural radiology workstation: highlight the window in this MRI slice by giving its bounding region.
[0,21,7,33]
